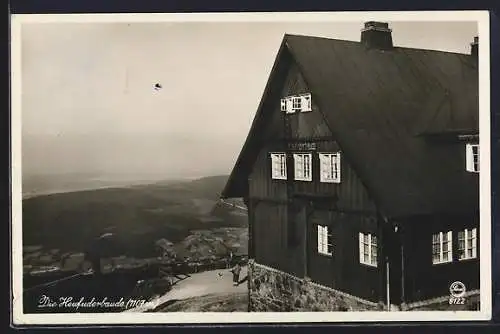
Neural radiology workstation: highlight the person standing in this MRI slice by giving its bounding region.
[230,262,241,286]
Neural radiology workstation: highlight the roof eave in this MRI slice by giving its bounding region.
[221,35,291,199]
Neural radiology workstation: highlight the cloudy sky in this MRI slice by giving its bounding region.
[20,19,478,180]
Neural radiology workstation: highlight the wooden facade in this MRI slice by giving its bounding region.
[247,60,388,304]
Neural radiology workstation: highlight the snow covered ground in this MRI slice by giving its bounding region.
[125,266,248,312]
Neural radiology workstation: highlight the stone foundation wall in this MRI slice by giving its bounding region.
[247,260,481,312]
[248,261,381,312]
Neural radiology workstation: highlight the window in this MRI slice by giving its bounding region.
[458,228,477,260]
[466,143,479,173]
[280,93,312,113]
[432,231,453,264]
[281,96,294,113]
[270,153,287,180]
[317,225,333,256]
[292,96,302,111]
[319,153,341,183]
[293,153,312,181]
[359,233,377,267]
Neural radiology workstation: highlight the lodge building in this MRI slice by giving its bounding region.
[221,22,480,311]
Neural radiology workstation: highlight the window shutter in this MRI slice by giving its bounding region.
[466,143,474,172]
[319,154,328,182]
[359,232,364,263]
[294,154,303,179]
[301,94,312,112]
[317,225,322,253]
[335,153,341,182]
[286,97,293,113]
[448,231,453,260]
[327,227,333,254]
[271,154,277,178]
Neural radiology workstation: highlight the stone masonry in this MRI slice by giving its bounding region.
[248,260,382,312]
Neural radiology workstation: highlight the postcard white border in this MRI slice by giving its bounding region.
[10,10,492,325]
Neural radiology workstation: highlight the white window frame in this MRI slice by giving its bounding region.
[359,233,377,267]
[293,153,312,182]
[270,153,287,180]
[292,96,302,112]
[280,93,313,113]
[458,228,477,261]
[317,225,333,256]
[466,143,479,173]
[432,231,453,265]
[319,152,341,183]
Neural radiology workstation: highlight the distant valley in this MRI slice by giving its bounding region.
[21,174,247,277]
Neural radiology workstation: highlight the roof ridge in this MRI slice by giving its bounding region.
[284,33,472,57]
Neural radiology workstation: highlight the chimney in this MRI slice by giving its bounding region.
[470,36,478,59]
[361,21,393,50]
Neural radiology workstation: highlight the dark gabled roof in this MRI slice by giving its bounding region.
[222,34,479,218]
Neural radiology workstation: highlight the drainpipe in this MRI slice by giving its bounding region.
[380,214,391,311]
[401,240,406,310]
[386,256,390,311]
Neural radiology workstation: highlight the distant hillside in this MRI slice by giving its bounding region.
[22,172,193,199]
[22,175,247,258]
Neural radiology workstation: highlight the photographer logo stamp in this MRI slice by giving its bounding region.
[449,281,467,305]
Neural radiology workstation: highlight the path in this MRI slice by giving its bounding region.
[125,266,248,312]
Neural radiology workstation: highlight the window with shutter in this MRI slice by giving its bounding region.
[281,93,313,113]
[270,153,287,180]
[319,153,341,183]
[458,228,477,260]
[293,153,312,181]
[359,232,377,267]
[466,143,479,173]
[432,231,453,264]
[317,225,333,256]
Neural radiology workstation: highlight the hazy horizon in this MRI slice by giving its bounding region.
[21,19,478,181]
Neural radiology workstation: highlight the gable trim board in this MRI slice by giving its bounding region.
[221,33,478,219]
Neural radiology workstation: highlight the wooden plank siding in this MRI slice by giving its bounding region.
[306,210,382,302]
[248,59,383,303]
[248,61,376,213]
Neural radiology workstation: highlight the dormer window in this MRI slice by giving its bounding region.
[280,93,312,113]
[466,143,479,173]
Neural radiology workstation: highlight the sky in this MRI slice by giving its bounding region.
[20,19,478,180]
